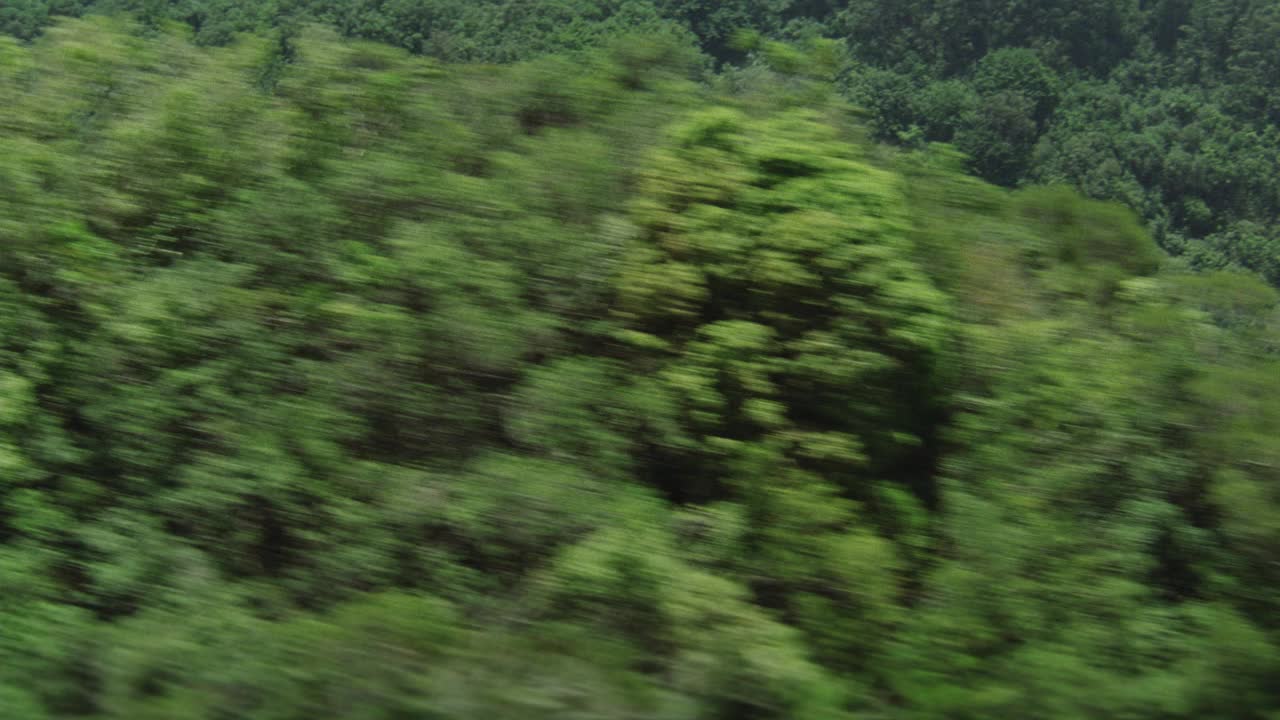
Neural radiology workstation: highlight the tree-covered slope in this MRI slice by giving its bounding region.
[10,0,1278,286]
[1,19,1279,719]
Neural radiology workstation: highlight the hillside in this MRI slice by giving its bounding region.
[5,1,1280,284]
[0,18,1279,719]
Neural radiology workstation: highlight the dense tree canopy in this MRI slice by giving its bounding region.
[5,1,1277,284]
[0,10,1279,720]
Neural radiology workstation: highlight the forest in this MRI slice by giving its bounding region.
[1,2,1279,719]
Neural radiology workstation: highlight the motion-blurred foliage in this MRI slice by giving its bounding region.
[0,16,1279,720]
[6,0,1280,288]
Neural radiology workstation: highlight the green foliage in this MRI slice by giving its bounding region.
[6,0,1278,296]
[1,18,1280,720]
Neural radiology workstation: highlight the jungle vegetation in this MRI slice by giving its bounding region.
[1,4,1279,718]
